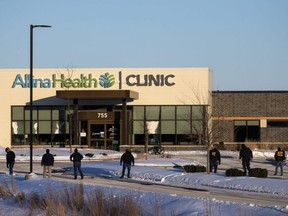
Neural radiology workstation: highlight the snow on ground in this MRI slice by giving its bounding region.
[0,147,288,215]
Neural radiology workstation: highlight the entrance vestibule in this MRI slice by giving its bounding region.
[88,121,119,150]
[56,90,138,150]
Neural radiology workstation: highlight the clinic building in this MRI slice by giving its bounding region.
[1,68,212,150]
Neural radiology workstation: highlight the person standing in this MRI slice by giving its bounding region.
[70,148,84,180]
[239,144,253,176]
[120,149,135,178]
[210,145,221,173]
[41,149,54,178]
[274,147,286,176]
[5,147,15,175]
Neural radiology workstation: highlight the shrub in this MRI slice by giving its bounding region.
[85,153,94,158]
[225,168,244,177]
[249,168,268,178]
[183,165,206,173]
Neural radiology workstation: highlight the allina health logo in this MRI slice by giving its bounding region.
[99,73,115,88]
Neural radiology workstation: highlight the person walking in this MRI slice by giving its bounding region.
[274,147,286,176]
[41,149,54,178]
[210,145,221,173]
[239,144,253,176]
[70,148,84,180]
[120,149,135,178]
[5,147,15,175]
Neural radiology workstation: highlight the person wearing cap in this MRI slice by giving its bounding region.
[274,147,286,176]
[210,145,221,173]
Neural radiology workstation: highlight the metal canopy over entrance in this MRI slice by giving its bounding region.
[56,90,139,101]
[56,90,139,149]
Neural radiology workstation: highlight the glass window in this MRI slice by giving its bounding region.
[177,121,191,134]
[25,109,37,120]
[39,121,51,133]
[66,121,70,134]
[133,121,144,134]
[133,106,144,120]
[177,134,193,144]
[25,121,38,134]
[234,120,246,126]
[12,121,24,134]
[146,121,159,134]
[52,121,66,134]
[134,134,145,145]
[52,109,66,120]
[12,107,24,120]
[66,110,74,123]
[192,106,203,119]
[161,121,175,134]
[267,121,288,127]
[234,120,260,142]
[247,120,259,126]
[161,134,176,144]
[146,106,160,120]
[161,106,175,120]
[192,120,202,134]
[176,106,191,120]
[39,110,51,120]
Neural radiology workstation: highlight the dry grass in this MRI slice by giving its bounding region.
[0,176,19,199]
[0,178,144,216]
[0,177,10,198]
[26,183,144,216]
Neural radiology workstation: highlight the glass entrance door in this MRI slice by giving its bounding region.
[89,121,120,150]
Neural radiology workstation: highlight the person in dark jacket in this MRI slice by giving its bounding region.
[41,149,54,178]
[70,148,84,180]
[120,149,135,178]
[274,147,286,176]
[5,147,15,175]
[239,144,253,176]
[210,146,221,173]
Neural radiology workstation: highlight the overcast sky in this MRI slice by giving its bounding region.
[1,0,288,91]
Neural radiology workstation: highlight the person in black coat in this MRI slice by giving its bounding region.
[70,148,84,180]
[5,147,15,175]
[120,149,135,178]
[274,147,286,176]
[239,144,253,176]
[41,149,54,178]
[210,146,221,173]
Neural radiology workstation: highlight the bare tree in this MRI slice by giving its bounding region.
[179,87,224,174]
[55,66,77,153]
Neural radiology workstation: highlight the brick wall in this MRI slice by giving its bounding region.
[212,91,288,143]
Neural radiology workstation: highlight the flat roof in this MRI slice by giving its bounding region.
[56,90,139,101]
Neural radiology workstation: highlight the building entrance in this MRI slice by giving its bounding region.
[88,121,120,150]
[78,111,122,149]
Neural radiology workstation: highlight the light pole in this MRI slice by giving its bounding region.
[30,24,51,174]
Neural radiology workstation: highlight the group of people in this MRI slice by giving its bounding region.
[4,147,85,180]
[209,144,286,176]
[41,148,84,179]
[4,147,135,180]
[4,145,285,179]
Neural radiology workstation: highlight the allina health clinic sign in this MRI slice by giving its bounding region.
[12,71,175,89]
